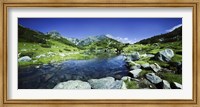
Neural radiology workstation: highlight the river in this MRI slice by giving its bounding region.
[18,55,129,89]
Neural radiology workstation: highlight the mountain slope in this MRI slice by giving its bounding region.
[65,37,80,45]
[136,26,182,44]
[18,25,48,44]
[18,25,85,66]
[18,25,78,48]
[77,34,119,46]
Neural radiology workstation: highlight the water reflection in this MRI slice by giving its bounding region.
[18,55,129,89]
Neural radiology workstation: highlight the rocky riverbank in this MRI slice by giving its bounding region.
[53,48,182,89]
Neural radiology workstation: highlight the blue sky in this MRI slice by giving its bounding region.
[18,18,182,43]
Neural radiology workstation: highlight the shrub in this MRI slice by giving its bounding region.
[41,44,51,48]
[64,48,71,51]
[59,49,63,52]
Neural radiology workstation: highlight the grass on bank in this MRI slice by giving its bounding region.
[124,80,139,89]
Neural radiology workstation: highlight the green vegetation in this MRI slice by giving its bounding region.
[148,60,170,67]
[134,60,147,64]
[157,72,182,84]
[18,25,125,67]
[138,70,152,78]
[123,44,151,54]
[124,80,139,89]
[171,54,182,62]
[148,49,160,54]
[18,24,183,89]
[18,25,96,67]
[136,26,182,44]
[18,41,95,66]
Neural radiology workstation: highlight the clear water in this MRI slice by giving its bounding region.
[18,55,129,89]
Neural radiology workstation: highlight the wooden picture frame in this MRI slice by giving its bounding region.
[0,0,199,107]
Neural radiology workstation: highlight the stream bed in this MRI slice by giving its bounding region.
[18,55,129,89]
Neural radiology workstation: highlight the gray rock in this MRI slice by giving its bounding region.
[130,64,141,70]
[124,56,132,62]
[150,63,162,72]
[35,66,40,68]
[138,78,156,89]
[146,54,155,58]
[53,80,91,89]
[152,43,159,47]
[121,76,131,82]
[59,53,65,57]
[18,53,21,58]
[129,69,142,78]
[18,56,32,62]
[174,82,182,89]
[162,68,175,73]
[131,52,140,61]
[88,77,123,89]
[36,54,46,59]
[155,49,174,62]
[141,63,150,69]
[33,60,37,63]
[163,80,171,89]
[145,73,162,84]
[88,77,115,89]
[110,80,124,89]
[127,61,141,70]
[121,81,127,89]
[140,54,147,57]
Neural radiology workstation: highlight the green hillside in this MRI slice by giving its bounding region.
[83,36,126,54]
[136,26,182,44]
[18,25,94,67]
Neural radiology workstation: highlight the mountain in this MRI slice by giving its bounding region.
[18,25,78,48]
[46,31,78,47]
[136,26,182,44]
[18,25,49,44]
[80,34,126,53]
[77,34,113,46]
[65,37,80,45]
